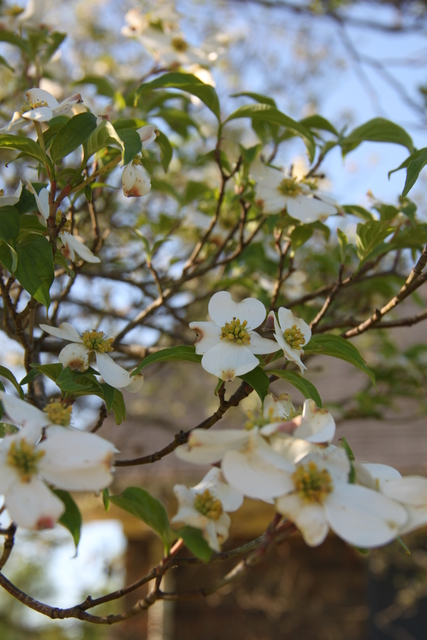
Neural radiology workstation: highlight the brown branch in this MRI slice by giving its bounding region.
[310,264,344,331]
[0,523,16,570]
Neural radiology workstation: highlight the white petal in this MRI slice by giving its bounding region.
[189,321,221,355]
[193,467,243,512]
[21,106,54,123]
[204,519,222,552]
[325,484,408,548]
[25,89,59,110]
[214,512,231,545]
[176,429,249,465]
[0,111,26,133]
[95,352,132,388]
[381,476,427,507]
[266,435,317,464]
[208,291,267,329]
[358,463,401,490]
[137,124,159,147]
[222,448,294,500]
[277,307,311,346]
[201,342,259,381]
[263,393,294,420]
[39,322,83,343]
[276,493,329,546]
[122,163,151,197]
[0,182,22,207]
[400,505,427,535]
[27,183,49,221]
[59,232,101,263]
[6,476,64,530]
[274,330,306,374]
[286,194,332,223]
[0,451,20,494]
[39,426,117,491]
[59,343,90,372]
[293,400,336,443]
[301,446,350,486]
[0,391,49,428]
[54,94,83,116]
[248,331,280,355]
[125,373,144,393]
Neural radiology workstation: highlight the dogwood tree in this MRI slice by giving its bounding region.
[0,0,425,630]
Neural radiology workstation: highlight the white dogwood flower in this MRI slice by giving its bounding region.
[122,162,151,198]
[138,28,209,68]
[0,182,22,207]
[39,322,144,392]
[0,89,83,133]
[176,428,295,501]
[269,307,311,375]
[190,291,278,381]
[27,182,100,263]
[0,391,73,429]
[251,160,338,223]
[172,467,243,552]
[357,463,427,536]
[0,421,117,530]
[276,447,407,547]
[137,124,160,147]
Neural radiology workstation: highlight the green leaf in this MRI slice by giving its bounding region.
[390,148,427,198]
[0,206,20,243]
[0,55,14,72]
[239,366,270,402]
[268,370,322,406]
[84,119,124,162]
[0,31,30,54]
[111,388,126,425]
[132,345,202,376]
[0,134,51,167]
[99,382,115,411]
[177,526,213,562]
[25,362,63,384]
[102,488,110,511]
[339,437,356,483]
[341,118,414,154]
[56,367,101,394]
[0,365,24,398]
[42,31,67,63]
[110,487,172,551]
[136,72,221,121]
[304,335,376,386]
[231,91,276,107]
[117,128,142,165]
[342,205,374,221]
[14,235,54,308]
[0,422,19,437]
[224,104,316,162]
[156,130,173,172]
[337,228,348,262]
[290,225,313,249]
[50,112,97,163]
[73,75,115,98]
[356,220,394,263]
[300,115,339,136]
[54,490,82,550]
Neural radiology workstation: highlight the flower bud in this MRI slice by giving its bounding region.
[137,124,159,147]
[122,162,151,198]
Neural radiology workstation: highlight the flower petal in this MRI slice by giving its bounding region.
[381,476,427,507]
[277,308,311,346]
[95,352,133,388]
[193,467,243,512]
[325,484,408,548]
[125,373,145,393]
[176,429,249,465]
[39,322,83,343]
[59,232,101,263]
[276,493,329,546]
[122,163,151,197]
[208,291,267,329]
[25,88,59,110]
[6,476,64,530]
[293,400,336,443]
[248,331,279,355]
[0,391,48,429]
[189,321,221,355]
[54,94,83,116]
[27,183,49,221]
[59,343,90,372]
[137,124,159,147]
[287,194,336,223]
[201,342,259,381]
[21,106,54,122]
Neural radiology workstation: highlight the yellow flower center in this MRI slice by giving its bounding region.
[194,489,223,521]
[171,36,189,52]
[82,330,114,353]
[278,178,303,197]
[43,400,72,427]
[220,318,251,346]
[292,461,333,503]
[21,99,49,114]
[7,439,45,482]
[283,324,305,350]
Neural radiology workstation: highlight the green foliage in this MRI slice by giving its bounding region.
[239,366,271,402]
[54,490,82,550]
[304,335,376,385]
[50,112,97,163]
[268,370,322,406]
[177,526,213,562]
[341,118,414,154]
[132,345,202,375]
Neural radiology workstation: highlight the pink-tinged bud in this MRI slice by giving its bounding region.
[122,163,151,198]
[96,114,111,125]
[137,124,159,147]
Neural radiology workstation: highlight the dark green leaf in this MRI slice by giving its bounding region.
[156,130,173,172]
[99,383,115,411]
[224,104,316,162]
[117,128,142,165]
[177,526,213,562]
[341,118,414,154]
[0,365,24,398]
[0,31,30,54]
[51,112,97,163]
[342,205,374,221]
[268,370,322,406]
[54,490,82,550]
[356,220,394,262]
[110,487,172,550]
[300,115,339,136]
[14,235,54,308]
[290,225,313,249]
[0,205,20,242]
[239,366,271,402]
[112,389,126,425]
[136,72,221,121]
[84,119,124,161]
[304,335,376,385]
[132,345,202,375]
[0,134,51,167]
[231,91,276,107]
